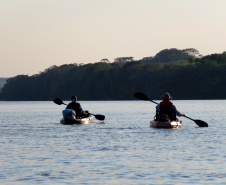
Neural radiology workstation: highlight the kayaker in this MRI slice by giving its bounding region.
[66,95,86,118]
[155,92,185,121]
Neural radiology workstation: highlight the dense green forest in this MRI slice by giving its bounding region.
[0,48,226,101]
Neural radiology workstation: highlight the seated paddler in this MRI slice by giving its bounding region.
[66,95,88,118]
[155,92,185,121]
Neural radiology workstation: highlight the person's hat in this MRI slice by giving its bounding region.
[161,92,172,101]
[71,95,77,102]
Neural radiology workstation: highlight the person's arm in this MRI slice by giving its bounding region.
[172,105,185,116]
[66,103,71,109]
[78,103,84,114]
[80,107,84,114]
[156,103,160,109]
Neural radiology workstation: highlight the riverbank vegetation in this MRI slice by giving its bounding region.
[1,48,226,100]
[0,78,7,92]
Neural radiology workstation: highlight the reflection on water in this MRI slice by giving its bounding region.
[0,100,226,184]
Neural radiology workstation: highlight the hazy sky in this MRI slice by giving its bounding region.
[1,0,226,77]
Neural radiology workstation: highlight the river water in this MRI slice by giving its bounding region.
[0,100,226,185]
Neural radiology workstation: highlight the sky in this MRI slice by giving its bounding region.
[1,0,226,77]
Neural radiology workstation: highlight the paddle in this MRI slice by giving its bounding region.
[134,92,208,127]
[53,98,67,105]
[183,115,208,127]
[53,98,105,121]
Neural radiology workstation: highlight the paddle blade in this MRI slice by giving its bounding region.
[53,98,65,105]
[134,92,149,101]
[94,114,105,121]
[194,120,208,127]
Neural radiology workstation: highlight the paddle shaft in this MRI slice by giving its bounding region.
[149,99,158,105]
[184,115,194,121]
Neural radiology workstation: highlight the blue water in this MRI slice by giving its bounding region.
[0,100,226,184]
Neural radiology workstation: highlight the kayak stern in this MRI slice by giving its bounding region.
[150,120,182,129]
[60,115,94,125]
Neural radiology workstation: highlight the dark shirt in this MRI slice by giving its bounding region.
[67,102,83,116]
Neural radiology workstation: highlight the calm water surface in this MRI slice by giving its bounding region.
[0,100,226,185]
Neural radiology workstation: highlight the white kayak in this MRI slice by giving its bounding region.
[60,114,94,125]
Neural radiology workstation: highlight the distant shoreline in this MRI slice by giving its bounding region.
[0,78,7,92]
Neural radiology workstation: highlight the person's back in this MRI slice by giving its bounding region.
[67,96,84,117]
[155,92,184,121]
[156,105,176,121]
[67,102,83,117]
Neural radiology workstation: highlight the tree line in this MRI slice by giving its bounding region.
[0,78,7,92]
[0,49,226,101]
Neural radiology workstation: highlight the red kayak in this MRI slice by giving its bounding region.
[150,120,182,129]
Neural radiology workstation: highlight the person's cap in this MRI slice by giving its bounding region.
[161,92,172,100]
